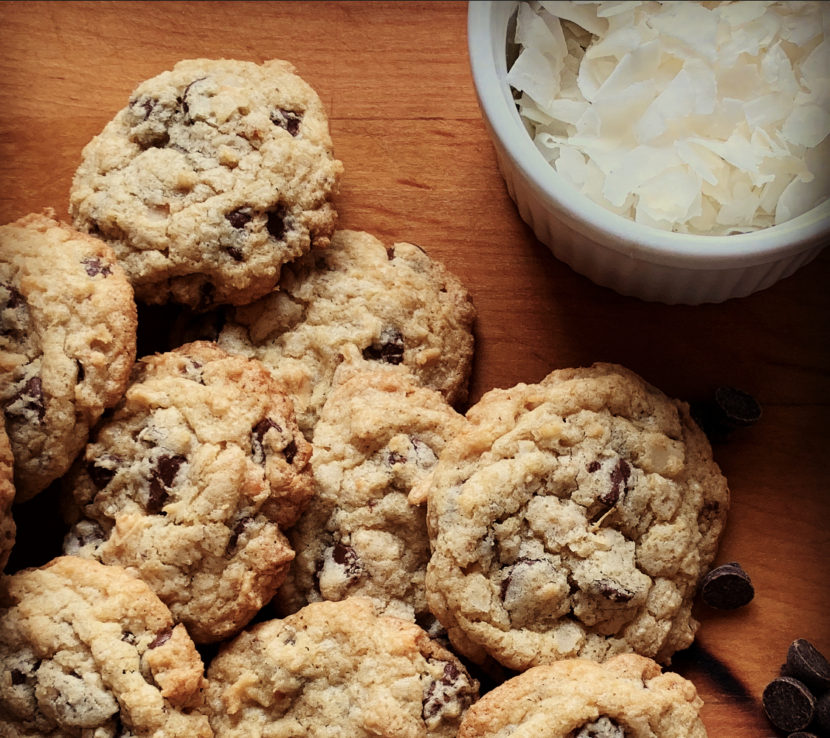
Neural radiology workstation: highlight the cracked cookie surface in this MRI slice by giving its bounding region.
[0,210,137,502]
[0,556,212,737]
[457,654,707,737]
[204,597,479,737]
[277,365,467,624]
[213,229,476,437]
[62,341,312,643]
[420,363,729,671]
[70,58,343,309]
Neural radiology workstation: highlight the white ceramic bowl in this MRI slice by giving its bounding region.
[467,0,830,304]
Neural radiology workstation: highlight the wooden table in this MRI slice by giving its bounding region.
[1,2,828,734]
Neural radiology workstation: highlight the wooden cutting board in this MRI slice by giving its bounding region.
[1,2,828,735]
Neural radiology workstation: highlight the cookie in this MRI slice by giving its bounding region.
[204,597,479,737]
[62,340,313,643]
[0,426,14,571]
[214,229,476,437]
[0,210,137,502]
[69,58,343,309]
[457,654,707,737]
[419,362,729,671]
[0,556,211,737]
[277,364,468,624]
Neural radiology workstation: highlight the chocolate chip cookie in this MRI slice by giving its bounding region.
[215,229,476,437]
[0,556,212,737]
[62,340,313,643]
[420,363,729,670]
[457,654,707,737]
[0,210,137,502]
[0,425,14,571]
[277,364,468,623]
[70,58,343,309]
[204,597,479,737]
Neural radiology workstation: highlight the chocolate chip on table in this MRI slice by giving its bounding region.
[714,385,763,428]
[816,690,830,734]
[763,676,816,733]
[700,562,754,610]
[782,639,830,694]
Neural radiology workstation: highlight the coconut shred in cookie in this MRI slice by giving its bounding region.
[507,1,830,234]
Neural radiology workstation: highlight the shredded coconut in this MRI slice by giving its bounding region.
[507,0,830,234]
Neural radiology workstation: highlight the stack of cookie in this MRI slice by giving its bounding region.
[0,58,726,737]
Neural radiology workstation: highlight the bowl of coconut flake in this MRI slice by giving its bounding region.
[467,0,830,304]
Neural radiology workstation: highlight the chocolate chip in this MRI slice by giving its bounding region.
[700,562,754,610]
[763,676,816,732]
[595,579,635,603]
[226,516,252,554]
[147,454,185,514]
[2,282,24,309]
[5,375,45,422]
[714,386,762,428]
[251,418,282,465]
[816,691,830,733]
[81,256,113,277]
[422,659,474,725]
[224,245,244,262]
[599,458,630,506]
[270,108,303,136]
[362,326,405,365]
[331,542,362,584]
[386,450,407,465]
[121,631,137,645]
[587,460,601,473]
[783,639,830,694]
[282,439,297,465]
[266,206,287,241]
[225,208,252,229]
[148,628,173,649]
[571,716,625,738]
[87,456,120,490]
[10,669,26,685]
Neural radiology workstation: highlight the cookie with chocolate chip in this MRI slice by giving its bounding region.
[277,364,467,623]
[0,425,14,570]
[204,597,478,737]
[62,340,313,643]
[0,556,212,737]
[457,654,707,737]
[215,229,476,437]
[419,362,729,671]
[0,210,137,502]
[70,58,343,309]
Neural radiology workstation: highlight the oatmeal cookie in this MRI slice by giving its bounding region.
[277,365,467,623]
[0,210,136,501]
[62,341,312,643]
[215,229,476,437]
[457,654,707,737]
[204,597,478,737]
[0,556,212,737]
[419,363,729,670]
[70,58,343,309]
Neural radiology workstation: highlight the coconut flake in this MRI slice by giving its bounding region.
[507,0,830,235]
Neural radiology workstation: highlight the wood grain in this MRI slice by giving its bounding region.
[1,2,828,735]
